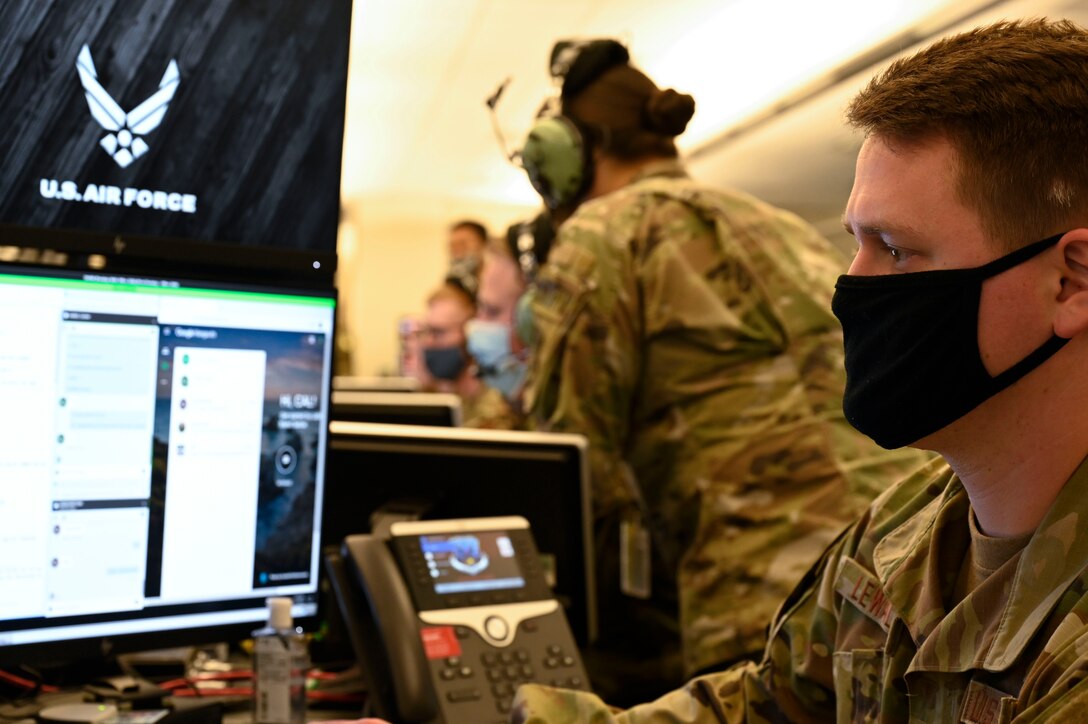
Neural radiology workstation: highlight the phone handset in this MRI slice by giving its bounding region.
[340,534,437,723]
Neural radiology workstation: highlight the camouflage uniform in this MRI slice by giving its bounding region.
[513,454,1088,723]
[462,384,523,430]
[524,160,929,682]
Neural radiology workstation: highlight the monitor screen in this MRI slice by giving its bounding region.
[0,0,351,265]
[0,263,335,664]
[323,422,596,646]
[330,391,462,427]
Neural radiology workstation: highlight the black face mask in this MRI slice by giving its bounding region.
[423,346,468,381]
[832,233,1069,449]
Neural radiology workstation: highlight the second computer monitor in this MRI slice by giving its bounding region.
[330,391,462,427]
[332,375,422,393]
[323,422,596,646]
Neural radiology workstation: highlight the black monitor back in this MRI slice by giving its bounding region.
[330,390,461,427]
[332,375,422,393]
[0,1,351,277]
[322,422,596,646]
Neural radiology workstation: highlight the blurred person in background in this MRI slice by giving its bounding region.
[465,235,532,411]
[400,219,486,390]
[445,219,489,301]
[420,281,519,430]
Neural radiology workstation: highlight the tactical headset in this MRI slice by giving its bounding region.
[505,210,556,347]
[506,209,555,283]
[520,39,631,211]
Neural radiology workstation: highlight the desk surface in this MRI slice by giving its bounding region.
[29,690,360,724]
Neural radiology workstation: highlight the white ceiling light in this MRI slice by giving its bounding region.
[639,0,983,151]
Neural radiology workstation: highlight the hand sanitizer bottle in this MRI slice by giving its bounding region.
[253,597,308,724]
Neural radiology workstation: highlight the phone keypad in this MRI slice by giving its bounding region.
[445,687,482,703]
[437,656,475,681]
[476,642,585,713]
[424,603,589,720]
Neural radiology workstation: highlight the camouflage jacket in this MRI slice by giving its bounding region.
[462,383,523,430]
[524,160,928,674]
[513,454,1088,723]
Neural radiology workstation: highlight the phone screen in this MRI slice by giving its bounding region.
[417,531,525,595]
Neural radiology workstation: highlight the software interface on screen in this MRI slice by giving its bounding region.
[0,267,334,647]
[420,532,525,595]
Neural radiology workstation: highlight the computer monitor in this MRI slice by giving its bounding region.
[322,422,596,646]
[0,0,353,280]
[330,391,462,427]
[332,375,422,393]
[0,262,335,667]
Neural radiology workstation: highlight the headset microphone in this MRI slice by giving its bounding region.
[485,77,521,165]
[485,39,630,210]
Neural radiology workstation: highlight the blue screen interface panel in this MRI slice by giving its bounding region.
[0,266,334,647]
[420,532,526,595]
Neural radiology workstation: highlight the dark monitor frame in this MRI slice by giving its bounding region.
[1,0,353,276]
[0,223,337,289]
[330,390,462,427]
[323,421,597,645]
[332,375,422,393]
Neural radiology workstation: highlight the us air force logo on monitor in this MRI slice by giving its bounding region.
[75,45,180,168]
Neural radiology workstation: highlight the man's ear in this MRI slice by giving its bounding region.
[1054,228,1088,338]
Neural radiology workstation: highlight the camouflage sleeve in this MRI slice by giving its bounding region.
[462,385,523,430]
[511,523,862,722]
[1017,676,1088,723]
[524,212,643,516]
[511,664,777,724]
[1010,615,1088,721]
[511,657,824,723]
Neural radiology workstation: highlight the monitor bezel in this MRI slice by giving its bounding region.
[332,375,422,393]
[0,222,338,288]
[330,390,463,427]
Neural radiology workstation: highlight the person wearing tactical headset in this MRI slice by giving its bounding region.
[516,39,930,703]
[463,213,555,410]
[464,234,532,414]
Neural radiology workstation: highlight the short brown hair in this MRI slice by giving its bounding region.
[449,219,489,243]
[426,282,475,316]
[847,19,1088,250]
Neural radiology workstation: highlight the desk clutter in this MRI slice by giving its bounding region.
[0,654,365,724]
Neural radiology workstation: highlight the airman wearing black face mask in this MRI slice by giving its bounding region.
[514,18,1088,722]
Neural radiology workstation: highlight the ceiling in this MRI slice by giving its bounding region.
[687,0,1088,244]
[335,0,1088,376]
[339,0,1087,233]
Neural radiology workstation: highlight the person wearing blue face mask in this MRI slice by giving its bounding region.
[465,239,531,407]
[418,283,474,385]
[420,282,520,430]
